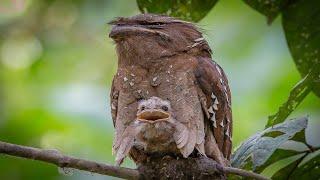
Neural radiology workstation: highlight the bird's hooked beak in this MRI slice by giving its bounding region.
[137,109,170,123]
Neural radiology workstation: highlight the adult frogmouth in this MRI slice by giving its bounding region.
[109,14,232,166]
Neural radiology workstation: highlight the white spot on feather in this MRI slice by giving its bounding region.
[152,77,158,82]
[123,77,128,82]
[111,103,116,110]
[225,127,230,137]
[213,104,218,110]
[211,93,219,110]
[214,98,219,105]
[210,115,217,128]
[190,42,201,48]
[216,65,222,76]
[211,93,216,99]
[220,121,224,127]
[194,37,204,42]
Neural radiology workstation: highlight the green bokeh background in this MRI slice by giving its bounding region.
[0,0,319,179]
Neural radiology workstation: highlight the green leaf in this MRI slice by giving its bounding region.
[265,71,314,128]
[289,151,320,179]
[263,131,285,138]
[255,149,302,173]
[272,150,320,179]
[136,0,218,22]
[282,0,320,97]
[242,0,288,24]
[290,129,307,145]
[231,117,308,170]
[272,153,307,180]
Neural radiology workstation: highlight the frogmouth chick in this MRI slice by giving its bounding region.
[113,96,189,166]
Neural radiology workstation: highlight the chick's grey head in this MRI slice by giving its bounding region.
[109,14,211,63]
[137,96,172,123]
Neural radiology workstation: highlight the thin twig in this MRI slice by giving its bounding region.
[224,167,270,180]
[0,141,140,180]
[0,141,269,180]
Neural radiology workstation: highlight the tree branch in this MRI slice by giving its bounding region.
[0,141,269,180]
[0,141,140,179]
[223,167,269,180]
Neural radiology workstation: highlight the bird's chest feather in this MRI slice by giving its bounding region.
[138,122,175,142]
[135,121,178,153]
[115,57,198,101]
[114,56,205,154]
[115,57,203,124]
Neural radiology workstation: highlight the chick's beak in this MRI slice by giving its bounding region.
[137,109,170,123]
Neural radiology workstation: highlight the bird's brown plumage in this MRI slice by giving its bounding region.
[113,96,192,166]
[109,14,232,165]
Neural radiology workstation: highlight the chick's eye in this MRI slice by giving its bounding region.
[141,106,145,111]
[161,105,168,111]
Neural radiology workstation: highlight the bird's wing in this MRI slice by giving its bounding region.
[172,117,205,158]
[110,74,145,163]
[115,122,141,166]
[195,57,232,159]
[110,75,133,155]
[110,77,119,127]
[110,76,121,155]
[167,69,206,158]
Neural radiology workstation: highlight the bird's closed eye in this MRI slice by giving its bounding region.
[146,24,165,29]
[140,22,165,29]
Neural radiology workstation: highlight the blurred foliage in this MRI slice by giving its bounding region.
[242,0,286,24]
[266,67,316,128]
[282,0,320,97]
[137,0,218,22]
[0,0,319,179]
[241,0,320,98]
